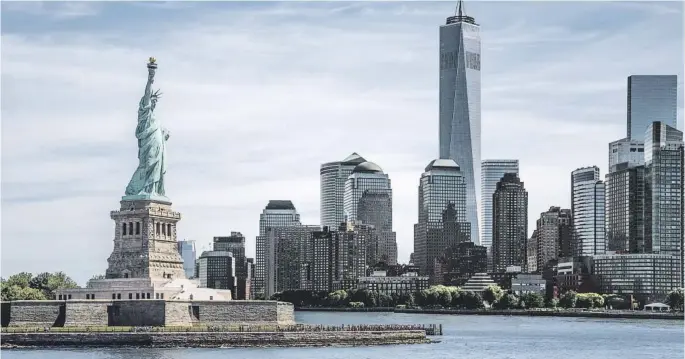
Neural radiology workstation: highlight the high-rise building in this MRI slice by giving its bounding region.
[606,139,646,254]
[571,167,606,256]
[255,200,301,298]
[177,240,196,279]
[343,161,397,265]
[531,207,573,272]
[627,75,678,141]
[213,233,250,299]
[413,159,471,280]
[492,173,528,272]
[645,122,683,263]
[320,153,367,228]
[301,226,342,292]
[435,241,487,285]
[438,1,481,245]
[197,251,236,294]
[264,225,319,299]
[481,160,519,250]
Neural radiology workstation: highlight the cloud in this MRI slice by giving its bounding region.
[1,1,683,284]
[1,1,101,19]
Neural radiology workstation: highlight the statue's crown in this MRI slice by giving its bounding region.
[149,56,157,64]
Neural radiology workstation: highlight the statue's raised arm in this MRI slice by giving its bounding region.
[140,57,157,108]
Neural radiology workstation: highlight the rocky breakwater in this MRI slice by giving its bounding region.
[1,330,430,348]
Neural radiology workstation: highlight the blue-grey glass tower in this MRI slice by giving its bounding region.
[439,1,481,245]
[627,75,677,141]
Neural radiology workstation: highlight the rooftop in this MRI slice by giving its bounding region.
[265,200,296,210]
[352,161,384,174]
[341,152,367,165]
[425,159,460,172]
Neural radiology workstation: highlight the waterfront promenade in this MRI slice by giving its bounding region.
[296,307,684,320]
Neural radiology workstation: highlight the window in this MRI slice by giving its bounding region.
[58,295,63,300]
[86,294,90,299]
[129,222,133,235]
[146,293,150,299]
[129,293,133,300]
[156,293,159,299]
[136,222,140,235]
[117,293,121,300]
[92,294,96,299]
[167,224,172,236]
[68,295,72,300]
[156,223,160,235]
[124,273,129,278]
[136,293,140,299]
[122,223,127,236]
[160,293,164,299]
[189,294,194,300]
[112,293,116,300]
[209,296,213,300]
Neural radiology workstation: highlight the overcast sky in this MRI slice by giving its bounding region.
[1,1,683,285]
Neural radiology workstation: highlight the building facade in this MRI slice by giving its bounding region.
[343,161,397,265]
[177,240,196,279]
[492,173,528,272]
[531,207,572,272]
[320,153,367,228]
[627,75,678,141]
[605,139,646,254]
[481,160,519,251]
[438,2,481,245]
[593,253,681,300]
[197,251,236,293]
[435,241,487,285]
[356,271,429,297]
[413,159,471,280]
[213,233,250,299]
[301,227,342,293]
[255,200,302,298]
[264,225,320,299]
[571,167,606,256]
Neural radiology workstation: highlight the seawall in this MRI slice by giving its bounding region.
[0,330,429,348]
[296,307,684,320]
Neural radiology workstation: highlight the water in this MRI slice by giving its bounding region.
[4,312,683,359]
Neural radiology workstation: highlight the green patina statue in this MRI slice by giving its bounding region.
[124,57,170,202]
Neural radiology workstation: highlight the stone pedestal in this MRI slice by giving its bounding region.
[106,199,186,280]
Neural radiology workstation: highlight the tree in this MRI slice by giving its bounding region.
[87,274,106,288]
[666,288,684,311]
[545,298,559,309]
[482,285,504,305]
[520,292,544,309]
[494,293,519,310]
[559,291,577,309]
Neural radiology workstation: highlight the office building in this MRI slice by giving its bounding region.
[593,253,681,300]
[343,161,397,264]
[177,240,196,279]
[213,233,250,299]
[571,167,606,256]
[511,274,546,295]
[301,227,342,292]
[338,221,371,281]
[439,1,482,245]
[264,224,319,299]
[414,159,471,280]
[627,75,677,141]
[492,173,528,272]
[606,139,646,253]
[197,251,236,293]
[481,160,519,250]
[356,270,429,297]
[320,153,367,228]
[255,200,301,298]
[531,207,572,272]
[435,241,487,285]
[645,122,684,262]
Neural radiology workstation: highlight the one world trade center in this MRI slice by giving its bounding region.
[438,0,481,244]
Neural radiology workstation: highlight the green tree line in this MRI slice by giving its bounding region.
[1,272,80,301]
[272,285,685,311]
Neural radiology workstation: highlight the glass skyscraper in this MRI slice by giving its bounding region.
[413,159,470,280]
[571,167,606,256]
[439,1,481,245]
[481,160,519,250]
[177,240,196,279]
[627,75,677,141]
[644,122,683,261]
[492,173,528,272]
[254,200,301,298]
[320,153,367,229]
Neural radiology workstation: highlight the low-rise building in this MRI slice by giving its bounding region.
[592,253,681,301]
[511,274,546,295]
[356,270,429,296]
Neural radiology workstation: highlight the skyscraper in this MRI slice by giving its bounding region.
[605,139,646,253]
[571,167,606,256]
[414,159,471,281]
[213,232,250,299]
[177,240,196,279]
[645,122,683,261]
[265,224,319,299]
[320,153,367,229]
[492,173,528,272]
[255,200,301,298]
[439,0,481,245]
[481,160,519,250]
[627,75,678,141]
[531,207,572,272]
[343,161,397,265]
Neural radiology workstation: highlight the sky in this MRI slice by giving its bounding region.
[1,0,683,285]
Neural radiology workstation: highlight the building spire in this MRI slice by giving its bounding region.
[447,0,476,25]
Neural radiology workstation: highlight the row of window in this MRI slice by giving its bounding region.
[121,222,174,237]
[57,293,166,300]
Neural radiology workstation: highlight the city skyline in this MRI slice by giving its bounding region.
[1,1,684,284]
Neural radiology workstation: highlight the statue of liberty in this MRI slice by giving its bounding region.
[124,57,170,200]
